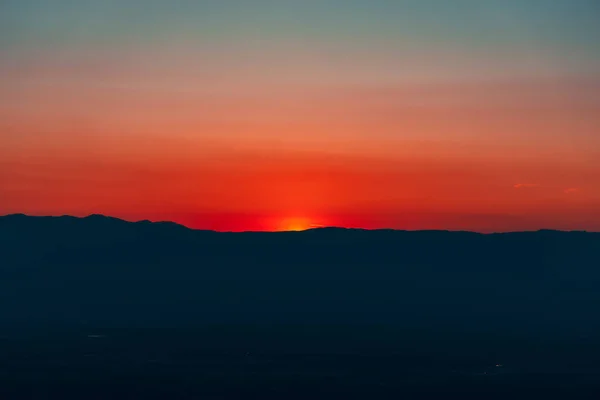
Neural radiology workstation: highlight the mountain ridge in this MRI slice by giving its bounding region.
[1,212,599,343]
[1,213,594,235]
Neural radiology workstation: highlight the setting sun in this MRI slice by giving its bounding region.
[277,217,314,232]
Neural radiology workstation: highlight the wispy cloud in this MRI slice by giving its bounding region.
[564,188,579,194]
[514,183,540,189]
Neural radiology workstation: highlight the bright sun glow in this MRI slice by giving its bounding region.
[277,217,313,232]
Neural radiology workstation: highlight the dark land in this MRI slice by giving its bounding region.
[1,214,600,398]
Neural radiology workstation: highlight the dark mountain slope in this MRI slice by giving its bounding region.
[2,214,600,397]
[1,214,598,337]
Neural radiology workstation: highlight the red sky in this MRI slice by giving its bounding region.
[2,123,598,231]
[1,1,599,232]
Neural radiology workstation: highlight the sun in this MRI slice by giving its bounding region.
[277,217,313,232]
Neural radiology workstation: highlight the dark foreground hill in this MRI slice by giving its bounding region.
[2,213,599,332]
[1,214,600,398]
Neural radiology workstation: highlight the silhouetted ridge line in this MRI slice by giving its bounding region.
[1,213,599,340]
[1,214,596,234]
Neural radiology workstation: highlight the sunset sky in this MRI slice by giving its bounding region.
[1,0,599,231]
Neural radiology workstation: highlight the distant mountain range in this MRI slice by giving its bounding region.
[1,213,599,341]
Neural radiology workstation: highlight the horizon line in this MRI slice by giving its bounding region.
[1,213,596,235]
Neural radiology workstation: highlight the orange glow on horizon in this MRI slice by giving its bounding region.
[275,217,318,232]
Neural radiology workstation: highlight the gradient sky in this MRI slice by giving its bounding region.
[1,0,600,231]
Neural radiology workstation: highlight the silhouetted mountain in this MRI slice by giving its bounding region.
[2,214,600,397]
[2,214,599,334]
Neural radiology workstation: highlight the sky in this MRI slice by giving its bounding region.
[1,0,599,231]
